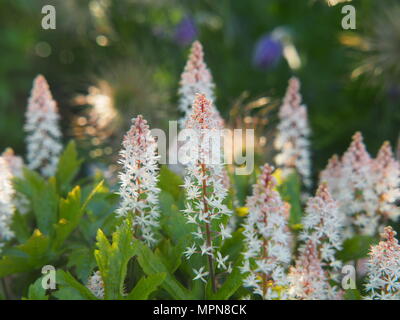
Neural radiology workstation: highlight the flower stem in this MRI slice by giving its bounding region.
[201,163,217,293]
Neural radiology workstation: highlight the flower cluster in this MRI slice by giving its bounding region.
[320,132,400,237]
[116,115,160,247]
[288,184,344,300]
[288,240,332,300]
[300,183,344,274]
[340,132,378,236]
[178,41,223,129]
[241,164,291,299]
[87,271,105,299]
[24,75,62,177]
[0,157,15,251]
[365,226,400,299]
[373,141,400,221]
[181,94,232,289]
[319,154,343,204]
[274,77,311,189]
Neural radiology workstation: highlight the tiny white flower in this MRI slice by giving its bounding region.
[184,244,197,259]
[193,267,209,283]
[215,251,229,270]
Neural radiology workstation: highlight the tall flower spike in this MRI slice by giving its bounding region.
[365,226,400,300]
[373,141,400,222]
[274,77,311,189]
[288,240,332,300]
[340,132,378,236]
[300,183,344,287]
[24,75,62,177]
[178,41,224,128]
[182,94,231,292]
[87,271,105,299]
[116,115,160,247]
[0,158,15,251]
[241,164,291,300]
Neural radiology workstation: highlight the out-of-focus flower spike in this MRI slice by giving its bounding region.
[116,115,160,247]
[340,132,378,236]
[274,77,311,190]
[319,154,342,196]
[373,141,400,221]
[288,240,332,300]
[300,183,344,292]
[178,41,223,128]
[24,75,62,177]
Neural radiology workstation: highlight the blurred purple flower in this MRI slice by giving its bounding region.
[253,34,283,70]
[387,84,400,102]
[174,17,197,46]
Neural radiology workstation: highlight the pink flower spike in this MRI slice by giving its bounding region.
[288,240,332,300]
[178,41,224,128]
[373,141,400,221]
[116,115,161,247]
[274,77,311,189]
[365,226,400,299]
[182,94,231,290]
[242,163,291,299]
[24,75,62,177]
[300,183,344,293]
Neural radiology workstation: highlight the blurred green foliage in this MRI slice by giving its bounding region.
[0,0,399,183]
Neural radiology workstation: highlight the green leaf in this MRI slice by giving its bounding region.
[159,191,194,248]
[344,289,361,300]
[338,235,378,262]
[278,172,302,225]
[125,273,166,300]
[10,210,31,243]
[232,174,254,206]
[0,229,52,277]
[155,240,183,274]
[67,247,97,282]
[56,140,83,193]
[157,165,183,201]
[27,277,49,300]
[136,241,196,300]
[56,270,98,300]
[94,221,137,300]
[221,230,244,264]
[15,168,58,235]
[53,181,104,250]
[52,186,81,250]
[208,261,244,300]
[52,287,88,300]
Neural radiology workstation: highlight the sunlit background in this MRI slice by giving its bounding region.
[1,0,399,183]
